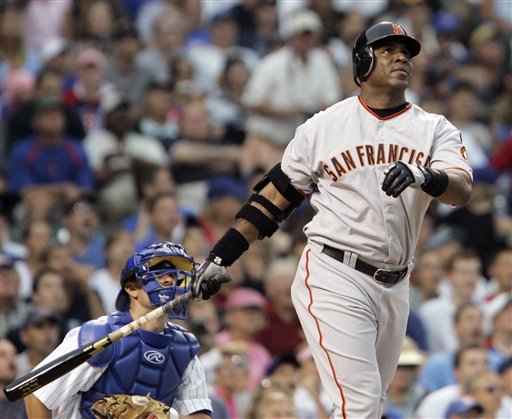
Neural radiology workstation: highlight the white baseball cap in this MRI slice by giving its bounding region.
[41,37,69,63]
[286,9,322,38]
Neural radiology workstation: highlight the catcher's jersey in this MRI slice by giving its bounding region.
[33,323,211,419]
[282,96,472,267]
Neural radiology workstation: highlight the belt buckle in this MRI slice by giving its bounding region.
[373,268,404,284]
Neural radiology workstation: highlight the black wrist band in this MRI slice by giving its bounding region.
[421,169,449,197]
[210,228,249,267]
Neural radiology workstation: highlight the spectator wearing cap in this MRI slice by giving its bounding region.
[0,339,28,418]
[265,352,301,393]
[197,176,247,247]
[254,258,303,357]
[63,47,116,133]
[216,287,272,390]
[385,337,427,418]
[83,91,170,224]
[15,309,60,377]
[0,255,32,339]
[7,68,86,150]
[39,37,75,89]
[240,8,340,177]
[445,397,484,419]
[104,26,153,111]
[7,96,94,223]
[464,370,506,418]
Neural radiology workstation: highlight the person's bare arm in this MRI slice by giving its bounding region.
[183,413,211,419]
[171,143,240,165]
[25,394,52,419]
[435,169,472,206]
[247,103,302,119]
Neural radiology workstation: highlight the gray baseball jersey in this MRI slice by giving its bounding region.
[282,95,472,418]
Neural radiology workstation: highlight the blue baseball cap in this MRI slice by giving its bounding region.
[207,177,246,200]
[445,398,483,418]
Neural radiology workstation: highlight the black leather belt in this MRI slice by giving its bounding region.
[322,245,408,285]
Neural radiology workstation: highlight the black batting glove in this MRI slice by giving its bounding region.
[381,161,426,198]
[191,254,231,300]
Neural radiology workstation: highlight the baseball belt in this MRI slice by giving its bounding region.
[321,245,408,285]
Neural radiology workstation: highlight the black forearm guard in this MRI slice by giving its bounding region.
[420,167,449,197]
[210,227,250,267]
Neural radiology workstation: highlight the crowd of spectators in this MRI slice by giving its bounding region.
[0,0,511,418]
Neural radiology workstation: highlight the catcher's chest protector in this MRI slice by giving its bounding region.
[79,312,199,418]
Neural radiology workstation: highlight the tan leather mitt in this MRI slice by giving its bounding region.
[91,394,171,419]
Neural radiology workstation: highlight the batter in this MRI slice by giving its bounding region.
[192,21,472,418]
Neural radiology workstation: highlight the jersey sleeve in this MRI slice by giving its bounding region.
[171,356,212,416]
[281,122,315,194]
[429,117,473,181]
[33,327,107,410]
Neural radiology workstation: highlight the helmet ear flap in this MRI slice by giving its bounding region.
[354,45,374,86]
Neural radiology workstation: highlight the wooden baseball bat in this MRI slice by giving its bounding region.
[3,290,194,402]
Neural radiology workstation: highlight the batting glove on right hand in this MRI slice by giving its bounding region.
[380,161,427,198]
[191,254,231,301]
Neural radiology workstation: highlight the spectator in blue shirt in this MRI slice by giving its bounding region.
[7,96,93,223]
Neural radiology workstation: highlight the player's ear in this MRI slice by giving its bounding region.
[124,281,140,298]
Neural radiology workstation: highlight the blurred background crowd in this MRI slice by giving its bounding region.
[0,0,511,418]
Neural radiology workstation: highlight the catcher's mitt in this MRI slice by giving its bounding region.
[91,394,170,419]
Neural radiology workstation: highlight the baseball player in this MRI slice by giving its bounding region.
[192,22,473,418]
[25,242,212,419]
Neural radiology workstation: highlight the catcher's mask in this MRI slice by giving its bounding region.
[116,242,195,320]
[352,21,421,86]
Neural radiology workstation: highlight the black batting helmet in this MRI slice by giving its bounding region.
[352,22,421,86]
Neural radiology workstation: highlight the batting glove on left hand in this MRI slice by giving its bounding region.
[380,161,427,198]
[191,254,231,301]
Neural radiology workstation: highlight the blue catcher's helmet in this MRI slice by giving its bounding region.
[115,242,195,320]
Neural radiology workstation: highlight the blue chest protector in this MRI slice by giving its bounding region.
[78,312,200,418]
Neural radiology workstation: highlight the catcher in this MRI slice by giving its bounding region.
[24,242,213,419]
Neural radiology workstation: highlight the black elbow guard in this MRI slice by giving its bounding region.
[235,164,306,239]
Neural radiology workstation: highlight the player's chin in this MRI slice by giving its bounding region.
[388,74,409,89]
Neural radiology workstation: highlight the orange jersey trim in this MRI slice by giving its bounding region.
[358,96,412,120]
[304,249,347,418]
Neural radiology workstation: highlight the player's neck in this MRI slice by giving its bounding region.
[129,306,167,333]
[360,89,407,109]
